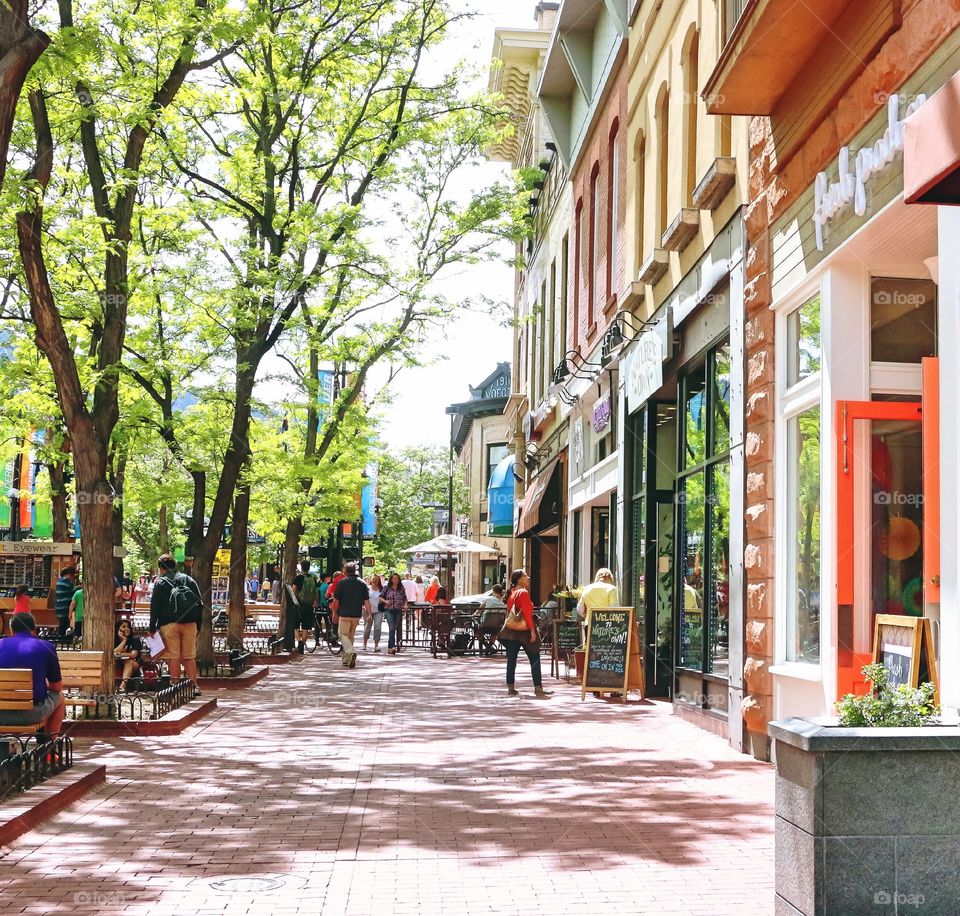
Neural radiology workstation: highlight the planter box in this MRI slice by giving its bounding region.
[770,716,960,915]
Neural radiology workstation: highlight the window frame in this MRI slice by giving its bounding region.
[775,280,824,671]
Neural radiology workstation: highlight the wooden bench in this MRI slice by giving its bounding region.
[0,669,42,735]
[60,651,108,709]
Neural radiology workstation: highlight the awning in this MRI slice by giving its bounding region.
[487,454,516,537]
[515,457,561,538]
[905,72,960,205]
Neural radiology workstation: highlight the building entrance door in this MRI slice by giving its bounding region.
[836,360,940,698]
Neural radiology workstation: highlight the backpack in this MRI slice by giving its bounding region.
[299,573,318,607]
[167,573,203,625]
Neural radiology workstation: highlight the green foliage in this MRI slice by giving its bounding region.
[365,446,468,573]
[836,664,940,728]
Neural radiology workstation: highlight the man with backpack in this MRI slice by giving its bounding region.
[149,554,204,689]
[292,559,319,654]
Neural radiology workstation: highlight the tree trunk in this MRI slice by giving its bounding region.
[110,455,126,580]
[0,4,48,193]
[227,483,250,650]
[186,470,205,557]
[193,362,256,661]
[281,516,303,651]
[47,459,70,542]
[158,503,169,555]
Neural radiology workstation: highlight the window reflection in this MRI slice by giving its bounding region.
[787,295,821,386]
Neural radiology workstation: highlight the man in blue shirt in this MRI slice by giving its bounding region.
[54,566,77,636]
[0,612,65,737]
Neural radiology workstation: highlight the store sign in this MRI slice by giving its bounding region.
[0,541,72,556]
[593,396,612,434]
[813,93,927,251]
[624,331,665,415]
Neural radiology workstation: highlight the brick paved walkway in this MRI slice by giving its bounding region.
[0,649,774,915]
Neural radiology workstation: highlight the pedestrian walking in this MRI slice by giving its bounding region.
[363,574,385,652]
[54,566,77,636]
[401,572,418,605]
[330,563,369,668]
[292,560,319,653]
[381,572,407,655]
[414,575,425,602]
[149,554,203,690]
[68,581,84,641]
[499,569,550,699]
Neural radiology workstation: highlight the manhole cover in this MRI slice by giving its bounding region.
[210,877,285,893]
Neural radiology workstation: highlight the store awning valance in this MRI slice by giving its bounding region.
[515,457,561,538]
[487,454,516,537]
[905,72,960,205]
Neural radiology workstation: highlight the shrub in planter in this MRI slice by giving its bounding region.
[835,662,939,727]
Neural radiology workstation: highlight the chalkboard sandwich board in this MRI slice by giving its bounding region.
[581,607,644,702]
[551,619,583,680]
[871,614,939,702]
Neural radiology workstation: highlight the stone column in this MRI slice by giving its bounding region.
[741,115,776,761]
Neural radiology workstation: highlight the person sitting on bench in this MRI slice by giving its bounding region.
[0,611,66,739]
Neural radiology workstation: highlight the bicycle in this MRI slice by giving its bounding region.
[304,609,343,656]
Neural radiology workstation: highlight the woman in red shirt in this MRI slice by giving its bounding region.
[500,569,550,699]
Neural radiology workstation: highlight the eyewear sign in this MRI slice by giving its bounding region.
[624,331,665,415]
[592,397,612,434]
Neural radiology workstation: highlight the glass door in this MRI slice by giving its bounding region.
[836,359,939,697]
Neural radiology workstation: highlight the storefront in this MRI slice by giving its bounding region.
[515,419,567,605]
[567,373,619,588]
[616,217,746,741]
[764,45,960,720]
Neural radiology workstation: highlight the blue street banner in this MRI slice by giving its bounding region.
[361,462,378,539]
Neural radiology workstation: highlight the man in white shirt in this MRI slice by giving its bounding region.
[401,573,419,604]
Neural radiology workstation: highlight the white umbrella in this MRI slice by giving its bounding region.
[403,535,497,600]
[402,534,497,555]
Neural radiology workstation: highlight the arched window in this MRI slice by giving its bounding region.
[655,85,670,240]
[573,198,583,348]
[683,28,700,205]
[634,129,646,262]
[607,120,620,300]
[588,162,600,327]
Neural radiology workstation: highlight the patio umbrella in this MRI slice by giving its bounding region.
[403,535,497,598]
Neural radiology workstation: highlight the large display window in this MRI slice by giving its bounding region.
[676,340,731,682]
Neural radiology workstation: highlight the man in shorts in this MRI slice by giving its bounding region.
[0,612,66,738]
[149,554,203,688]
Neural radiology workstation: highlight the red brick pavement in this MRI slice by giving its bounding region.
[0,649,774,915]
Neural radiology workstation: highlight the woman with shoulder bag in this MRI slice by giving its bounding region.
[498,569,551,699]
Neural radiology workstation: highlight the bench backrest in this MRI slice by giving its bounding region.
[60,651,107,690]
[0,669,35,710]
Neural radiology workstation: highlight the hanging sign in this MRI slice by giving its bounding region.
[624,331,665,415]
[813,93,927,251]
[593,396,612,434]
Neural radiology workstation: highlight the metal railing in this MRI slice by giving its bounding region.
[0,734,74,801]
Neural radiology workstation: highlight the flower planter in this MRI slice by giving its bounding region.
[769,716,960,915]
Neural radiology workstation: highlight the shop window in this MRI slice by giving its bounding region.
[785,406,821,663]
[683,363,707,469]
[870,277,937,364]
[782,293,822,665]
[571,508,582,584]
[592,506,610,574]
[676,340,731,677]
[486,443,509,487]
[787,293,821,386]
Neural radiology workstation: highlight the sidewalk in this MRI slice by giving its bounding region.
[0,648,774,915]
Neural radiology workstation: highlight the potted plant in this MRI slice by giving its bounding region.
[769,664,951,915]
